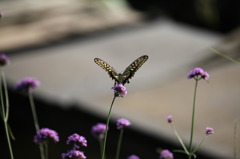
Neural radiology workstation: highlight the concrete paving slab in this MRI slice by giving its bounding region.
[4,19,239,158]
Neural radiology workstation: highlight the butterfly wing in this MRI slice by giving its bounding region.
[94,58,119,83]
[121,55,148,85]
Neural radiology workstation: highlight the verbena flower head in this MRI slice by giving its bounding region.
[61,150,86,159]
[160,149,174,159]
[112,83,127,97]
[91,123,107,140]
[166,115,173,123]
[67,133,87,149]
[127,154,140,159]
[16,77,40,93]
[34,128,59,144]
[187,67,209,81]
[205,127,214,135]
[116,118,131,130]
[0,54,10,66]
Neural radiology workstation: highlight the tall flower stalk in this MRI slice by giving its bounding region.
[166,68,213,159]
[0,54,14,159]
[91,123,107,158]
[187,67,210,159]
[188,78,198,156]
[115,118,131,159]
[101,96,116,159]
[101,84,127,159]
[15,77,45,159]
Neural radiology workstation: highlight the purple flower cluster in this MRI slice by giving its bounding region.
[61,150,86,159]
[34,128,59,144]
[91,123,107,140]
[205,127,214,135]
[187,67,209,81]
[116,118,131,130]
[16,77,40,93]
[0,54,10,66]
[166,115,173,123]
[67,133,87,149]
[160,149,174,159]
[127,154,140,159]
[112,84,127,97]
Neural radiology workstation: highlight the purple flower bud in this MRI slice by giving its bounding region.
[112,84,127,97]
[34,128,59,144]
[116,118,131,130]
[61,150,86,159]
[160,149,174,159]
[187,67,209,81]
[0,54,10,66]
[166,115,173,123]
[205,127,214,135]
[91,123,107,140]
[67,133,87,149]
[16,77,40,93]
[127,154,140,159]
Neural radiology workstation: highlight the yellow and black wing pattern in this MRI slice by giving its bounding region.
[94,55,148,85]
[94,58,119,83]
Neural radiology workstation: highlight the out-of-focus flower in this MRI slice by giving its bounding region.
[187,68,209,81]
[205,127,214,135]
[67,133,87,149]
[112,84,127,97]
[116,118,131,130]
[91,123,107,140]
[166,115,173,123]
[16,77,40,93]
[61,150,86,159]
[0,54,10,66]
[34,128,59,144]
[127,154,140,159]
[160,149,174,159]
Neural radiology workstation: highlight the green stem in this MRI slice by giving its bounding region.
[3,116,14,159]
[115,129,124,159]
[191,135,208,155]
[2,72,10,121]
[28,93,45,159]
[99,139,104,158]
[0,72,4,119]
[28,93,40,131]
[0,72,14,159]
[188,79,199,159]
[101,96,116,159]
[209,47,240,64]
[44,142,48,159]
[170,123,189,155]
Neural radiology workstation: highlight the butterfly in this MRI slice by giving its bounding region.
[94,55,148,85]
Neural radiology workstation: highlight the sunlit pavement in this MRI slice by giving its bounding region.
[5,18,240,158]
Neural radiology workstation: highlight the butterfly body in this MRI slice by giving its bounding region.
[94,55,148,85]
